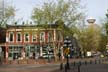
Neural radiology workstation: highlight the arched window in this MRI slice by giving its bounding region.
[57,31,63,42]
[9,32,14,42]
[32,33,37,42]
[48,32,53,42]
[40,32,45,42]
[17,32,22,42]
[24,32,29,42]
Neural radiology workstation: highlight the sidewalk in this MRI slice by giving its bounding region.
[1,57,108,65]
[0,57,108,72]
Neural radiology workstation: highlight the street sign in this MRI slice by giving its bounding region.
[65,48,70,55]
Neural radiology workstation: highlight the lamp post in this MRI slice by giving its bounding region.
[64,36,72,69]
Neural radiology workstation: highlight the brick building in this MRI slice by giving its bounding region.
[0,24,63,63]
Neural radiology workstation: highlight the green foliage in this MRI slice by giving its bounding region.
[78,24,101,52]
[0,6,15,28]
[97,12,108,53]
[98,34,107,52]
[31,0,86,37]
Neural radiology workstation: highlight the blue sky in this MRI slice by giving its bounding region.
[6,0,108,24]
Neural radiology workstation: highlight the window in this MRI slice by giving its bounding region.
[48,32,52,42]
[24,33,29,42]
[40,32,45,42]
[32,33,37,42]
[57,31,62,41]
[9,32,14,42]
[17,32,21,42]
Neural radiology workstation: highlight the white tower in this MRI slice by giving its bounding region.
[87,17,96,24]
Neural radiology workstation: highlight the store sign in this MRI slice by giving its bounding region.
[87,51,92,57]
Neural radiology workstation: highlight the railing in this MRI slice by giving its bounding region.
[59,57,108,72]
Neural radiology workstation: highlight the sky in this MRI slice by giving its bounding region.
[5,0,108,24]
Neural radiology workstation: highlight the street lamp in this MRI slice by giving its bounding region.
[63,36,72,69]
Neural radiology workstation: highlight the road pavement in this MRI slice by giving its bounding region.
[0,57,108,72]
[80,64,108,72]
[0,63,59,72]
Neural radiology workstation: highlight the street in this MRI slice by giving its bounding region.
[80,64,108,72]
[1,63,108,72]
[0,58,108,72]
[0,63,59,72]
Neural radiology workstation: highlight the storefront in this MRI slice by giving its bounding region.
[25,45,40,59]
[8,45,23,60]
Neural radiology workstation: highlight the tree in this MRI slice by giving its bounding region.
[104,13,108,43]
[78,23,101,52]
[98,34,107,52]
[99,10,108,52]
[0,2,15,28]
[31,0,86,61]
[31,0,86,32]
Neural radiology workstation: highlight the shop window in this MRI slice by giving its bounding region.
[8,46,23,59]
[9,53,12,57]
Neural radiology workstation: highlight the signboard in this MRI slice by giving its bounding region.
[65,48,70,55]
[87,51,92,57]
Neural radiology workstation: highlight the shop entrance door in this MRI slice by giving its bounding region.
[13,53,19,60]
[25,45,39,59]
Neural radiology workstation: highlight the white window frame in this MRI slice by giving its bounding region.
[48,32,52,42]
[9,32,14,42]
[16,32,22,42]
[57,31,63,42]
[40,32,45,42]
[32,33,37,42]
[24,32,29,42]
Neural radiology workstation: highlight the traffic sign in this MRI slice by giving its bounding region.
[65,48,70,55]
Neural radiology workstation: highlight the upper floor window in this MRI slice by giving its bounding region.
[32,33,37,42]
[17,32,22,42]
[40,32,45,42]
[57,31,63,41]
[9,32,14,42]
[24,33,29,42]
[48,32,53,42]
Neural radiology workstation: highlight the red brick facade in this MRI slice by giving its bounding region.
[0,25,64,63]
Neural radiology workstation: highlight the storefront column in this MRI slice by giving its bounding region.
[61,46,64,61]
[45,31,48,43]
[53,29,57,61]
[5,46,8,64]
[40,46,43,57]
[22,47,25,59]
